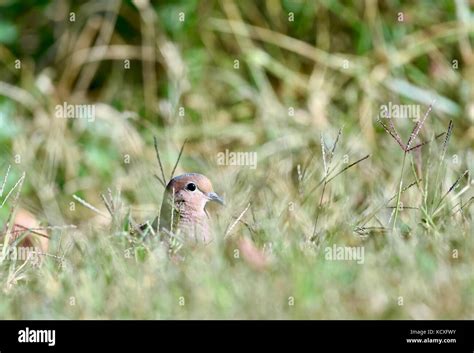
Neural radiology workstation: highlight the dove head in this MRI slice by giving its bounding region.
[165,173,224,212]
[160,173,224,243]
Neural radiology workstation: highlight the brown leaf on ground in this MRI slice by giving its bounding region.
[237,237,269,271]
[11,208,49,254]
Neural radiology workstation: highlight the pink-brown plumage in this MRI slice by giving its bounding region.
[159,173,224,243]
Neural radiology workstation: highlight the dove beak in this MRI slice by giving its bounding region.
[207,192,225,206]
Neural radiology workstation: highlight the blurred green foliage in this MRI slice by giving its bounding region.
[0,0,472,319]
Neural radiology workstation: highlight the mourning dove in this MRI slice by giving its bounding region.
[157,173,224,244]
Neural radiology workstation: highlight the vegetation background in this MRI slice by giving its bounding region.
[0,0,473,319]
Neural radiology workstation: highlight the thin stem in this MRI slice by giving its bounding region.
[312,179,327,238]
[392,151,407,230]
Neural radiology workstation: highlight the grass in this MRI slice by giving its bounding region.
[0,0,473,319]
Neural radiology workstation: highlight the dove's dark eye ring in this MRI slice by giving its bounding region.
[186,182,197,192]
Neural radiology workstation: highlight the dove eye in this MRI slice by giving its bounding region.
[186,182,197,192]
